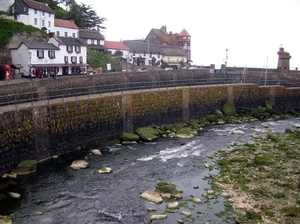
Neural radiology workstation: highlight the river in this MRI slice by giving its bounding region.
[1,118,300,224]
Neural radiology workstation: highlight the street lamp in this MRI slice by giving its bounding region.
[225,49,228,81]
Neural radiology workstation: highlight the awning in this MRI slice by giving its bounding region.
[11,64,23,69]
[33,63,89,68]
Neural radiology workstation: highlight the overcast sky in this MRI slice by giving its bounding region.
[76,0,300,69]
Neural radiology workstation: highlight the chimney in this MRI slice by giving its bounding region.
[49,32,55,38]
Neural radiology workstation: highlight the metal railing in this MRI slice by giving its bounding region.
[1,76,300,110]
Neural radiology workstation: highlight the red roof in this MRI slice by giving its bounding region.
[178,28,191,37]
[104,41,129,51]
[54,19,78,29]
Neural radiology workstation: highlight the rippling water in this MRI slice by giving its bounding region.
[1,118,299,224]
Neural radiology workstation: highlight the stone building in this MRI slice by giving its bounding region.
[277,47,291,73]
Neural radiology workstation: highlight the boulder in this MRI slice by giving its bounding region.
[8,192,21,199]
[140,190,163,203]
[98,167,112,174]
[70,160,89,169]
[175,129,194,138]
[222,102,237,117]
[150,214,167,220]
[120,132,140,141]
[167,201,179,209]
[90,149,102,155]
[15,160,37,175]
[232,130,245,135]
[135,127,159,141]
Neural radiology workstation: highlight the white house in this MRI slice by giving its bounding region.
[47,34,88,75]
[10,41,60,77]
[10,0,55,32]
[54,19,79,38]
[104,40,130,58]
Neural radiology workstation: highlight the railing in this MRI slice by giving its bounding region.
[1,77,300,110]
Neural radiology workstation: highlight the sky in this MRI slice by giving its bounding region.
[76,0,300,69]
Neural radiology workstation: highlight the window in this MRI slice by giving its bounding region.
[48,21,51,27]
[71,56,77,64]
[150,52,152,58]
[49,13,51,17]
[64,56,68,63]
[34,9,37,14]
[72,33,76,38]
[158,52,160,58]
[56,31,60,36]
[48,50,55,58]
[144,52,146,56]
[34,18,37,25]
[133,51,136,56]
[65,32,67,37]
[75,46,81,53]
[42,11,45,16]
[42,20,45,26]
[79,56,83,63]
[37,50,44,58]
[66,45,73,53]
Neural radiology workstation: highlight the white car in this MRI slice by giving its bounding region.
[165,68,173,71]
[188,66,198,70]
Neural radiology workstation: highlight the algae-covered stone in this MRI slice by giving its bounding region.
[206,114,218,122]
[120,132,140,141]
[15,160,37,175]
[265,100,273,112]
[140,190,163,203]
[98,167,112,174]
[214,109,224,118]
[222,102,237,117]
[135,127,159,141]
[175,128,194,138]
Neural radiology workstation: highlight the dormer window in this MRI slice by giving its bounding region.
[34,9,37,14]
[66,45,73,53]
[37,50,44,59]
[42,11,45,16]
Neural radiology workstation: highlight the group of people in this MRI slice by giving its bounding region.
[28,69,57,80]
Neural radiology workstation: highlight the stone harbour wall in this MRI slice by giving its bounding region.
[1,83,300,175]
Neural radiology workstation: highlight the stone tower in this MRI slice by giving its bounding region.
[277,47,291,73]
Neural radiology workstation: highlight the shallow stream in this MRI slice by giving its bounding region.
[1,118,300,224]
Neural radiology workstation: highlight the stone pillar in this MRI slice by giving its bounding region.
[122,95,133,133]
[182,88,190,122]
[227,85,234,104]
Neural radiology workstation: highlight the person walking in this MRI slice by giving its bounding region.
[5,70,10,81]
[28,69,32,81]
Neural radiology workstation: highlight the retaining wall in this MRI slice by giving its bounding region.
[1,83,300,176]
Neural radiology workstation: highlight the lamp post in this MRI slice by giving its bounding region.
[225,49,228,82]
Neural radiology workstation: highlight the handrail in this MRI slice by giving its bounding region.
[1,77,300,109]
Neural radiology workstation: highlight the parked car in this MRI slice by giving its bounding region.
[165,67,173,71]
[188,66,198,70]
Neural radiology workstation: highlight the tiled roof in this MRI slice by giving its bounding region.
[104,41,129,51]
[152,29,172,45]
[53,36,86,46]
[178,29,191,37]
[123,40,161,54]
[86,45,106,50]
[23,41,59,50]
[79,29,104,40]
[54,19,78,29]
[23,0,55,14]
[160,46,188,57]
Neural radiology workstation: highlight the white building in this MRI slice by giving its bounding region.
[10,0,55,32]
[104,40,130,58]
[54,19,79,38]
[47,34,88,75]
[10,41,59,77]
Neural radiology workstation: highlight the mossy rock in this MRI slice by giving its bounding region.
[214,109,224,118]
[206,114,218,122]
[175,128,194,138]
[265,100,273,112]
[254,154,276,166]
[222,102,236,117]
[165,123,186,132]
[15,160,37,175]
[258,107,267,113]
[155,182,180,195]
[135,127,159,141]
[120,132,140,141]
